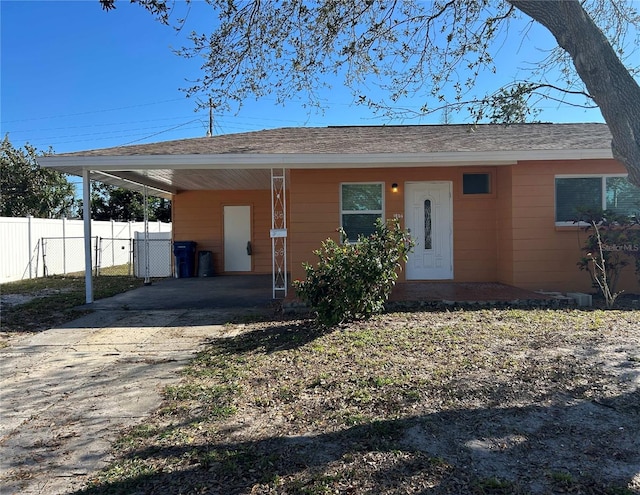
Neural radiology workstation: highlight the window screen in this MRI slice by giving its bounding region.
[463,173,491,194]
[555,176,640,223]
[341,183,383,241]
[605,176,640,216]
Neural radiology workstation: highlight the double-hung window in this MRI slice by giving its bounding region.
[555,175,640,224]
[341,183,384,242]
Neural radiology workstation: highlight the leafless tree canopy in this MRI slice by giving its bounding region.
[102,0,640,184]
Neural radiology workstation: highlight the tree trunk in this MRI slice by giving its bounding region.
[508,0,640,186]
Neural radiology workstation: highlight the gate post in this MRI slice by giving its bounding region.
[62,216,67,275]
[27,215,33,279]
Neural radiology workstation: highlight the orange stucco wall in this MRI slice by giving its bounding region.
[289,167,500,284]
[504,159,638,293]
[289,161,639,293]
[172,190,272,275]
[171,160,639,294]
[496,165,514,285]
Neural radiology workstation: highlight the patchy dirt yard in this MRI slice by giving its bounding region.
[74,308,639,494]
[0,275,145,340]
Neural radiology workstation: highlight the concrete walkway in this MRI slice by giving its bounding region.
[0,307,269,495]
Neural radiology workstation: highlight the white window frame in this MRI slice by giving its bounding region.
[555,173,633,226]
[340,182,385,241]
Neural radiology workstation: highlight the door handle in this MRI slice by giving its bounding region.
[407,228,418,247]
[246,241,252,255]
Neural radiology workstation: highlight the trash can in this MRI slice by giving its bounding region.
[197,250,214,277]
[173,241,197,278]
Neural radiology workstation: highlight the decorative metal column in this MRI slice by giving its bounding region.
[271,168,287,298]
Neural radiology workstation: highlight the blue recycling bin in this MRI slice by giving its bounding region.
[173,241,197,278]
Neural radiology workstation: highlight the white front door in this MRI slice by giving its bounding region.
[224,205,252,272]
[405,182,453,280]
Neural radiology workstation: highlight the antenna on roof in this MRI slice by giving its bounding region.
[206,98,214,137]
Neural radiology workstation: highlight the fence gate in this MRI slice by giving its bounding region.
[40,234,171,278]
[97,237,133,276]
[41,236,96,277]
[133,232,172,278]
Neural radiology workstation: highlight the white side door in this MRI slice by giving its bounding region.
[405,182,453,280]
[223,205,252,272]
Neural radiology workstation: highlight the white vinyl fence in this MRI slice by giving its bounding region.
[0,216,172,283]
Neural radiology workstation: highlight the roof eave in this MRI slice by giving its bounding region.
[38,148,614,173]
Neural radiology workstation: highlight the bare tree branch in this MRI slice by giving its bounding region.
[508,0,640,184]
[102,0,640,183]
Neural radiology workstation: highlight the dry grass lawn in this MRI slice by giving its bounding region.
[0,274,145,340]
[75,308,640,494]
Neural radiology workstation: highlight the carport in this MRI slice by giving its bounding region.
[38,139,292,304]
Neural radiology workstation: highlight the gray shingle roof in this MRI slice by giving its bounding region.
[56,123,611,157]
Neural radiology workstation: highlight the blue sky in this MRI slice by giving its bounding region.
[1,0,611,155]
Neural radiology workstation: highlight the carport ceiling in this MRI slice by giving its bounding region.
[91,168,273,197]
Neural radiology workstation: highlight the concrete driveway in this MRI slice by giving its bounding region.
[0,276,277,495]
[84,274,277,311]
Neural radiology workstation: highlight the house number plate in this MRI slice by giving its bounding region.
[270,229,288,238]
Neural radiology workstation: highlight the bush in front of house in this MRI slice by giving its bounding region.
[293,218,414,327]
[575,208,640,308]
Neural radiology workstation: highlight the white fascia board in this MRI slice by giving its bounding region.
[39,148,613,171]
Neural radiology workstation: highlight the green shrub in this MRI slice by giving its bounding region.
[293,218,414,327]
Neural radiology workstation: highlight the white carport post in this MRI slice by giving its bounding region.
[82,168,93,304]
[143,183,151,286]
